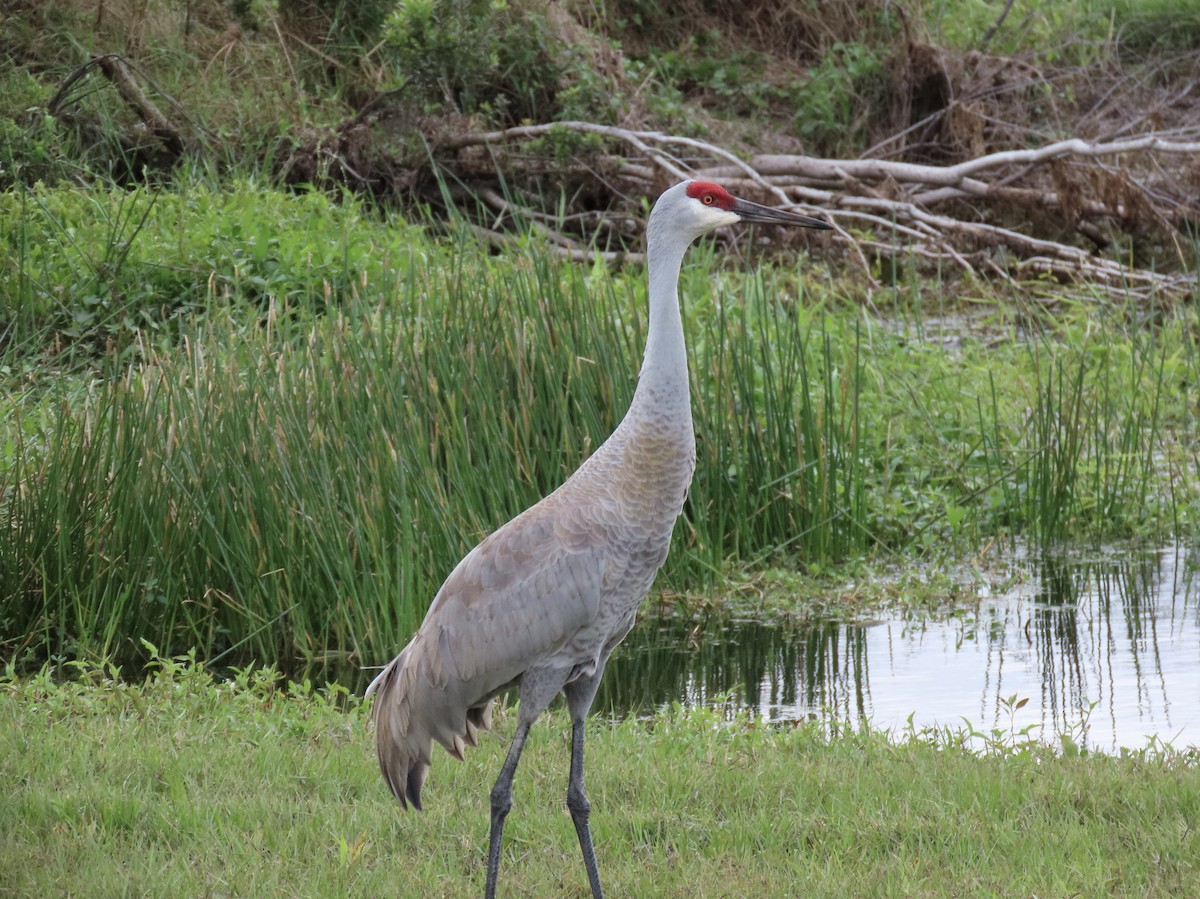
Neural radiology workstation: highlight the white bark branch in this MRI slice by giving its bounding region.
[442,122,1200,297]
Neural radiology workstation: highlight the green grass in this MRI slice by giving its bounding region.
[1106,0,1200,50]
[2,183,1198,676]
[2,656,1198,897]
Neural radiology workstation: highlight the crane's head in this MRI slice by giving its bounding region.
[653,180,831,242]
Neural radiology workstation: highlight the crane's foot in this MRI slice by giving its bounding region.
[484,721,530,899]
[567,720,605,899]
[568,787,604,898]
[484,782,512,899]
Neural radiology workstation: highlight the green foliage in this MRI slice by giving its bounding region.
[0,1,357,188]
[601,0,908,152]
[791,41,892,154]
[0,73,72,186]
[382,0,491,100]
[646,30,783,118]
[0,182,422,363]
[922,0,1200,63]
[223,0,278,30]
[224,0,396,62]
[860,302,1189,552]
[1107,0,1200,50]
[1,183,1197,676]
[924,0,1114,56]
[381,0,604,122]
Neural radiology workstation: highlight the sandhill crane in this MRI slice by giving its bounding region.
[367,179,830,898]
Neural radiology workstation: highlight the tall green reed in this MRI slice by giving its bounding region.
[2,197,1193,677]
[687,274,868,573]
[0,233,861,674]
[970,312,1175,549]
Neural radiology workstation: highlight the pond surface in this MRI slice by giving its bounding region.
[596,544,1200,754]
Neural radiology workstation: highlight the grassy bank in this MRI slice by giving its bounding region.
[2,657,1197,897]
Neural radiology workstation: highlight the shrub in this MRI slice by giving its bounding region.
[380,0,616,124]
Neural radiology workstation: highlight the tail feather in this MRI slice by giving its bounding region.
[366,642,494,810]
[367,651,430,810]
[465,703,492,748]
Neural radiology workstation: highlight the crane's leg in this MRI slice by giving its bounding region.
[567,717,604,898]
[485,718,531,899]
[564,676,605,899]
[485,670,565,899]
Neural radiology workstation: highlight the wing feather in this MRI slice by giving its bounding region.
[370,485,624,810]
[425,495,612,689]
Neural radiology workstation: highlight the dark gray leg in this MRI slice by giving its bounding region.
[564,673,606,899]
[485,719,531,899]
[485,669,569,898]
[567,717,604,899]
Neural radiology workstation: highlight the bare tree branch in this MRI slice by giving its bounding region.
[441,121,1199,298]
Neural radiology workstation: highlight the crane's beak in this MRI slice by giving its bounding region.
[732,196,831,230]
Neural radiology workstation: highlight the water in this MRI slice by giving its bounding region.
[597,544,1200,754]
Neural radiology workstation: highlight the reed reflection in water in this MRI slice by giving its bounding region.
[597,545,1200,753]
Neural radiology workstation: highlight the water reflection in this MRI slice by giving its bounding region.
[597,544,1200,753]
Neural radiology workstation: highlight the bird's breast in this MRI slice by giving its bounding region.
[601,414,695,536]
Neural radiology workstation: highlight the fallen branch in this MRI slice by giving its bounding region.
[46,54,187,165]
[96,55,184,158]
[441,121,1199,298]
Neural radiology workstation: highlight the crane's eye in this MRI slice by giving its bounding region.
[702,193,715,205]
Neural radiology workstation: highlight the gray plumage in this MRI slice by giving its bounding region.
[366,179,829,898]
[368,410,691,798]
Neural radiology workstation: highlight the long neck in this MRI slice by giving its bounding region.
[628,222,693,421]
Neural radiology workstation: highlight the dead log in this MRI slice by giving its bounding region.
[94,55,185,160]
[46,54,186,169]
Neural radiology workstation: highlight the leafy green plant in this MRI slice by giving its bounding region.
[381,0,576,122]
[0,181,426,365]
[792,41,893,155]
